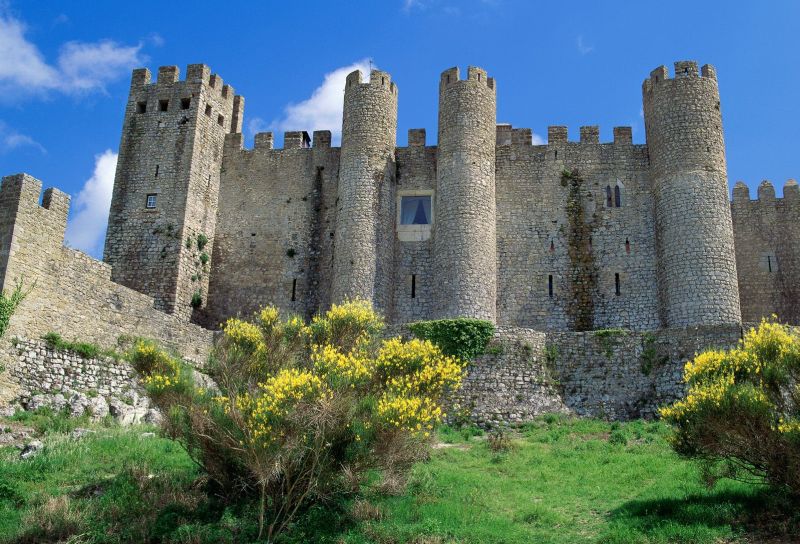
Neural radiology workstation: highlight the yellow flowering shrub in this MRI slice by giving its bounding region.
[129,298,466,540]
[660,319,800,495]
[131,340,186,394]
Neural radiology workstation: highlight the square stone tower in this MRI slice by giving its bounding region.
[103,65,244,320]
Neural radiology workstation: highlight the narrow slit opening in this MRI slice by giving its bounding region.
[548,275,553,298]
[291,279,297,301]
[615,273,621,296]
[411,274,416,299]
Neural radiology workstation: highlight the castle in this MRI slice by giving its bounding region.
[0,60,798,421]
[104,60,798,330]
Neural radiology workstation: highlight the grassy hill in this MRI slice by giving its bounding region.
[0,411,793,543]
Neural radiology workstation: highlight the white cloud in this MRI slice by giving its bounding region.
[576,35,594,55]
[531,132,545,145]
[65,150,117,257]
[0,120,45,153]
[268,59,373,145]
[0,11,146,98]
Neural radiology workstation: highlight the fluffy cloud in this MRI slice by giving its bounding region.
[263,59,373,145]
[65,150,117,257]
[0,11,146,98]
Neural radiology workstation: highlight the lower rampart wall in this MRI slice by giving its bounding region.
[453,324,743,425]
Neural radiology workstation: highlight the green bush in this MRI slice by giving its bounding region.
[0,278,31,339]
[196,233,209,251]
[408,318,495,361]
[190,292,203,308]
[42,332,103,360]
[661,320,800,496]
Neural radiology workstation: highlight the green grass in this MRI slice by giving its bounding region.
[0,412,793,543]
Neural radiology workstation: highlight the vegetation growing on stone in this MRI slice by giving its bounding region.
[408,318,495,361]
[0,278,31,339]
[40,331,121,361]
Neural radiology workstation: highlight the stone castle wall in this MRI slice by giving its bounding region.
[732,180,800,324]
[206,131,340,323]
[0,174,214,363]
[495,126,659,332]
[452,324,743,426]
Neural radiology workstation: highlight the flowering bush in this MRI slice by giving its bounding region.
[660,319,800,495]
[130,299,466,541]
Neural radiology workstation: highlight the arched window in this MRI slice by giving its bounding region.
[614,180,625,208]
[605,185,613,207]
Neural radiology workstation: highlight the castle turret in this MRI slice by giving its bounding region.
[433,66,497,320]
[332,69,398,309]
[104,65,244,320]
[643,61,741,327]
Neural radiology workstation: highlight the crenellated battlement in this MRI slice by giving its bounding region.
[643,61,717,93]
[439,66,495,92]
[240,131,334,152]
[0,173,70,223]
[732,179,800,205]
[496,125,635,146]
[128,64,242,112]
[345,69,397,95]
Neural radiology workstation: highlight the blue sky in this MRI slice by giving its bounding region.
[0,0,798,257]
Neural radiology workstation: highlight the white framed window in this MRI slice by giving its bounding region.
[397,190,434,241]
[146,193,157,209]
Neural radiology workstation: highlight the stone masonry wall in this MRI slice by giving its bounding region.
[207,131,339,324]
[332,70,398,313]
[8,339,139,401]
[732,180,800,324]
[433,66,497,321]
[104,65,242,320]
[0,174,214,363]
[391,131,437,324]
[642,62,741,327]
[415,324,742,426]
[495,126,659,331]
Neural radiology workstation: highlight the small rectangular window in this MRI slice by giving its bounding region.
[146,194,157,209]
[217,114,225,127]
[159,99,169,112]
[155,165,159,177]
[136,101,147,113]
[411,274,416,298]
[548,275,553,297]
[181,97,191,110]
[291,278,297,302]
[615,273,621,296]
[205,104,212,117]
[400,195,432,225]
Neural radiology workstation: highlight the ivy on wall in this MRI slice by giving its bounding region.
[408,318,495,361]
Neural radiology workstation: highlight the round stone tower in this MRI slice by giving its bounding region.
[642,61,741,327]
[332,69,398,308]
[434,66,497,320]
